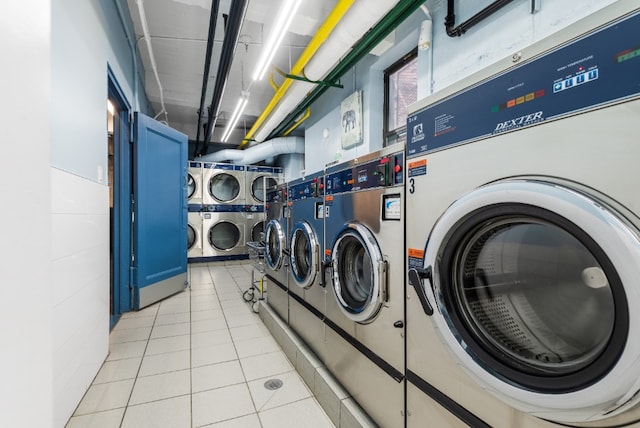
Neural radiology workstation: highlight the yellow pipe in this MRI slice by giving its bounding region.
[283,108,311,136]
[268,71,279,92]
[238,0,356,148]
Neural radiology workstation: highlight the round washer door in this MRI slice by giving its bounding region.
[252,176,278,203]
[187,174,197,199]
[331,222,387,324]
[187,223,197,250]
[209,221,241,250]
[250,221,264,243]
[290,221,320,289]
[209,173,241,203]
[422,179,640,422]
[264,219,286,270]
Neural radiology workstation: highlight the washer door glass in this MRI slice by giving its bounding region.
[252,176,278,203]
[209,173,240,202]
[187,223,197,250]
[427,180,630,394]
[264,219,286,270]
[331,223,386,323]
[251,221,264,242]
[187,174,196,199]
[290,222,319,289]
[209,221,240,250]
[452,217,615,376]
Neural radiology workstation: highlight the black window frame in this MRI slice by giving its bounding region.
[383,48,418,147]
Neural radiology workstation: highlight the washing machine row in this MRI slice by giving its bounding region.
[262,146,406,428]
[405,3,640,427]
[187,162,282,262]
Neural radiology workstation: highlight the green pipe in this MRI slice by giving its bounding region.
[268,0,426,139]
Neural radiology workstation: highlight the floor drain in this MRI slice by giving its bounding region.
[264,378,283,390]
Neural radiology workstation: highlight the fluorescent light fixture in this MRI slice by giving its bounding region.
[252,0,302,81]
[107,99,115,115]
[221,92,249,143]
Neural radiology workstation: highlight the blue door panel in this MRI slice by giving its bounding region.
[133,112,188,308]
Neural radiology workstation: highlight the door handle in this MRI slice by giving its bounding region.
[408,266,434,316]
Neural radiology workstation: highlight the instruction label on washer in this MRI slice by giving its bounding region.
[382,194,401,221]
[408,159,427,177]
[408,248,425,269]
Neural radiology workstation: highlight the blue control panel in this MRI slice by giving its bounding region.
[289,175,324,200]
[325,152,404,196]
[203,163,245,171]
[247,165,283,174]
[407,11,640,158]
[189,161,202,168]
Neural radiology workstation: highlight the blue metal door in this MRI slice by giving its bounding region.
[133,112,188,309]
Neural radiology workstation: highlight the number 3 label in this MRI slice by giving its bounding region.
[409,178,415,194]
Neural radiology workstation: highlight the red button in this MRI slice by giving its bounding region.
[394,165,402,173]
[319,183,324,189]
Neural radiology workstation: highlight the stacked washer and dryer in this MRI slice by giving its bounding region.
[405,3,640,427]
[187,162,282,263]
[187,161,204,261]
[201,162,247,261]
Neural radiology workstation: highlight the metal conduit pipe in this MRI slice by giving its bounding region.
[268,0,426,139]
[112,0,140,111]
[135,0,168,123]
[201,0,249,154]
[238,0,356,148]
[446,0,517,37]
[195,0,220,148]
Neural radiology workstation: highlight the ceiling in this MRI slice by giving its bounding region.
[125,0,341,151]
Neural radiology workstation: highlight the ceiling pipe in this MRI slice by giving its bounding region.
[268,0,426,139]
[135,0,168,123]
[197,136,304,165]
[194,0,220,152]
[201,0,249,154]
[237,0,357,148]
[446,0,516,37]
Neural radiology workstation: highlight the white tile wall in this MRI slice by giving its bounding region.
[51,167,110,427]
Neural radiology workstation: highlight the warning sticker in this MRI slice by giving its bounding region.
[408,159,427,178]
[407,248,425,270]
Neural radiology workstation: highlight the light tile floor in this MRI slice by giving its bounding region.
[67,262,335,428]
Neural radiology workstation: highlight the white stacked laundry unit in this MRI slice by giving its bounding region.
[201,162,248,262]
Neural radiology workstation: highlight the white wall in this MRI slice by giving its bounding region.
[304,0,619,170]
[0,2,53,427]
[50,0,147,426]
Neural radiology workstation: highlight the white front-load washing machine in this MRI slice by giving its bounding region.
[246,165,283,206]
[405,4,640,427]
[202,209,246,261]
[323,145,405,428]
[202,162,246,207]
[187,210,203,261]
[187,161,203,206]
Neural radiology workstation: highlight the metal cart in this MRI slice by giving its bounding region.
[243,241,266,313]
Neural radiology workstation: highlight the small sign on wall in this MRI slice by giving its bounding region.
[341,90,363,149]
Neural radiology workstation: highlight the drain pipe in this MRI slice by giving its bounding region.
[135,0,168,123]
[202,0,249,154]
[445,0,516,37]
[195,0,220,150]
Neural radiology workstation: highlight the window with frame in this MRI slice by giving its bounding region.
[384,49,418,147]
